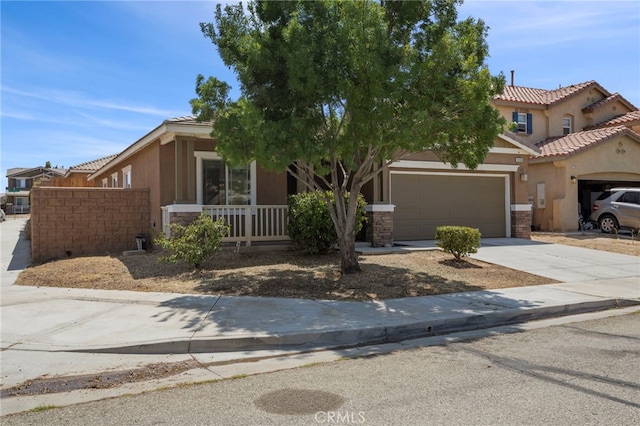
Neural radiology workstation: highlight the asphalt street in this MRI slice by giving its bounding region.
[2,312,638,425]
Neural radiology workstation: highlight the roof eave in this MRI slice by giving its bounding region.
[87,121,214,181]
[498,132,541,155]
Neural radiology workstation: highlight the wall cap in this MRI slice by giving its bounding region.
[510,204,533,211]
[366,204,396,213]
[162,204,202,213]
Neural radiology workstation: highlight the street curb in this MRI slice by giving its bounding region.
[73,298,639,355]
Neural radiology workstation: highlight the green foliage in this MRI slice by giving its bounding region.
[155,214,230,269]
[288,191,366,254]
[435,226,481,260]
[191,0,505,273]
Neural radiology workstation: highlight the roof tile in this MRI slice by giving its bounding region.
[585,110,640,130]
[534,126,638,158]
[68,154,119,173]
[494,81,604,107]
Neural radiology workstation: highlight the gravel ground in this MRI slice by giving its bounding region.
[15,232,637,301]
[15,247,556,301]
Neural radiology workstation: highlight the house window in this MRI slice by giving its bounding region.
[111,172,118,188]
[512,112,532,134]
[195,151,256,205]
[536,182,546,209]
[15,178,27,189]
[102,178,108,188]
[562,116,572,135]
[122,165,132,188]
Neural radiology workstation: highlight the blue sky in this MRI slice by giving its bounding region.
[2,0,639,184]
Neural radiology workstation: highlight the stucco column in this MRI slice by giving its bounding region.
[365,204,395,247]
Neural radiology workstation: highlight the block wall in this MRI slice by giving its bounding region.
[30,187,150,262]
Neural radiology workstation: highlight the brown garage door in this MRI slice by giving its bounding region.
[391,174,506,240]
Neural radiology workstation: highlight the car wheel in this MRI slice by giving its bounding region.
[599,215,618,233]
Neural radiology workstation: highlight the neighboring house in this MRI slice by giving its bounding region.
[493,80,640,232]
[5,167,66,214]
[50,154,119,187]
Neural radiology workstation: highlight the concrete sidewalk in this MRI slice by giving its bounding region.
[1,217,639,414]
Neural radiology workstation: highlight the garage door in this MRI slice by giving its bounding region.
[391,174,506,240]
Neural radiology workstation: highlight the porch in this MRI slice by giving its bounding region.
[161,204,290,246]
[161,203,396,248]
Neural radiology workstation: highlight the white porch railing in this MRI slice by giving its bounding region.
[162,204,289,246]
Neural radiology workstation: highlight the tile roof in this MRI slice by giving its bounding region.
[582,93,638,113]
[67,154,119,173]
[494,81,606,107]
[533,126,640,159]
[164,116,212,124]
[585,110,640,130]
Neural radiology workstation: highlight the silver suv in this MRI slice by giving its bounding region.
[590,188,640,233]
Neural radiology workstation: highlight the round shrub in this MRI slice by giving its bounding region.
[435,226,481,260]
[155,213,230,269]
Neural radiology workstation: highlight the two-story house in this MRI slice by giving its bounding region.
[492,79,640,232]
[5,167,66,214]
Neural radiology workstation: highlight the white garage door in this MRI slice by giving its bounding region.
[391,174,506,240]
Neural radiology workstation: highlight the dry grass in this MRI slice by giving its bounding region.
[17,233,637,301]
[16,248,556,301]
[531,232,640,256]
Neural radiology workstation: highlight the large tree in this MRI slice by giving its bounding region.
[191,0,505,275]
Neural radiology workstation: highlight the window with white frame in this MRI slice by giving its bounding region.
[15,178,27,189]
[562,116,572,135]
[102,178,108,188]
[122,165,132,188]
[195,151,256,205]
[111,172,118,188]
[512,111,532,134]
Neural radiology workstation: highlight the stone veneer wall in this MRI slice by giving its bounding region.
[511,208,532,239]
[30,187,150,262]
[168,211,200,228]
[365,205,394,247]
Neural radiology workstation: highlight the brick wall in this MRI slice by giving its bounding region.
[30,187,150,262]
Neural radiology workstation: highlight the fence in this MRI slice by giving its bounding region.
[163,204,289,246]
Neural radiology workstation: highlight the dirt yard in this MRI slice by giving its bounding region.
[16,248,558,301]
[531,232,640,256]
[15,232,637,301]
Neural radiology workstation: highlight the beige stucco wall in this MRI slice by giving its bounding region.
[92,140,163,232]
[588,99,635,127]
[495,87,617,141]
[529,135,640,231]
[92,137,289,231]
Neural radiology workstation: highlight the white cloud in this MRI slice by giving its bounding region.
[2,86,182,117]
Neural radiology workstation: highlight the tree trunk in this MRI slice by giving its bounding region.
[333,189,361,275]
[339,235,361,274]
